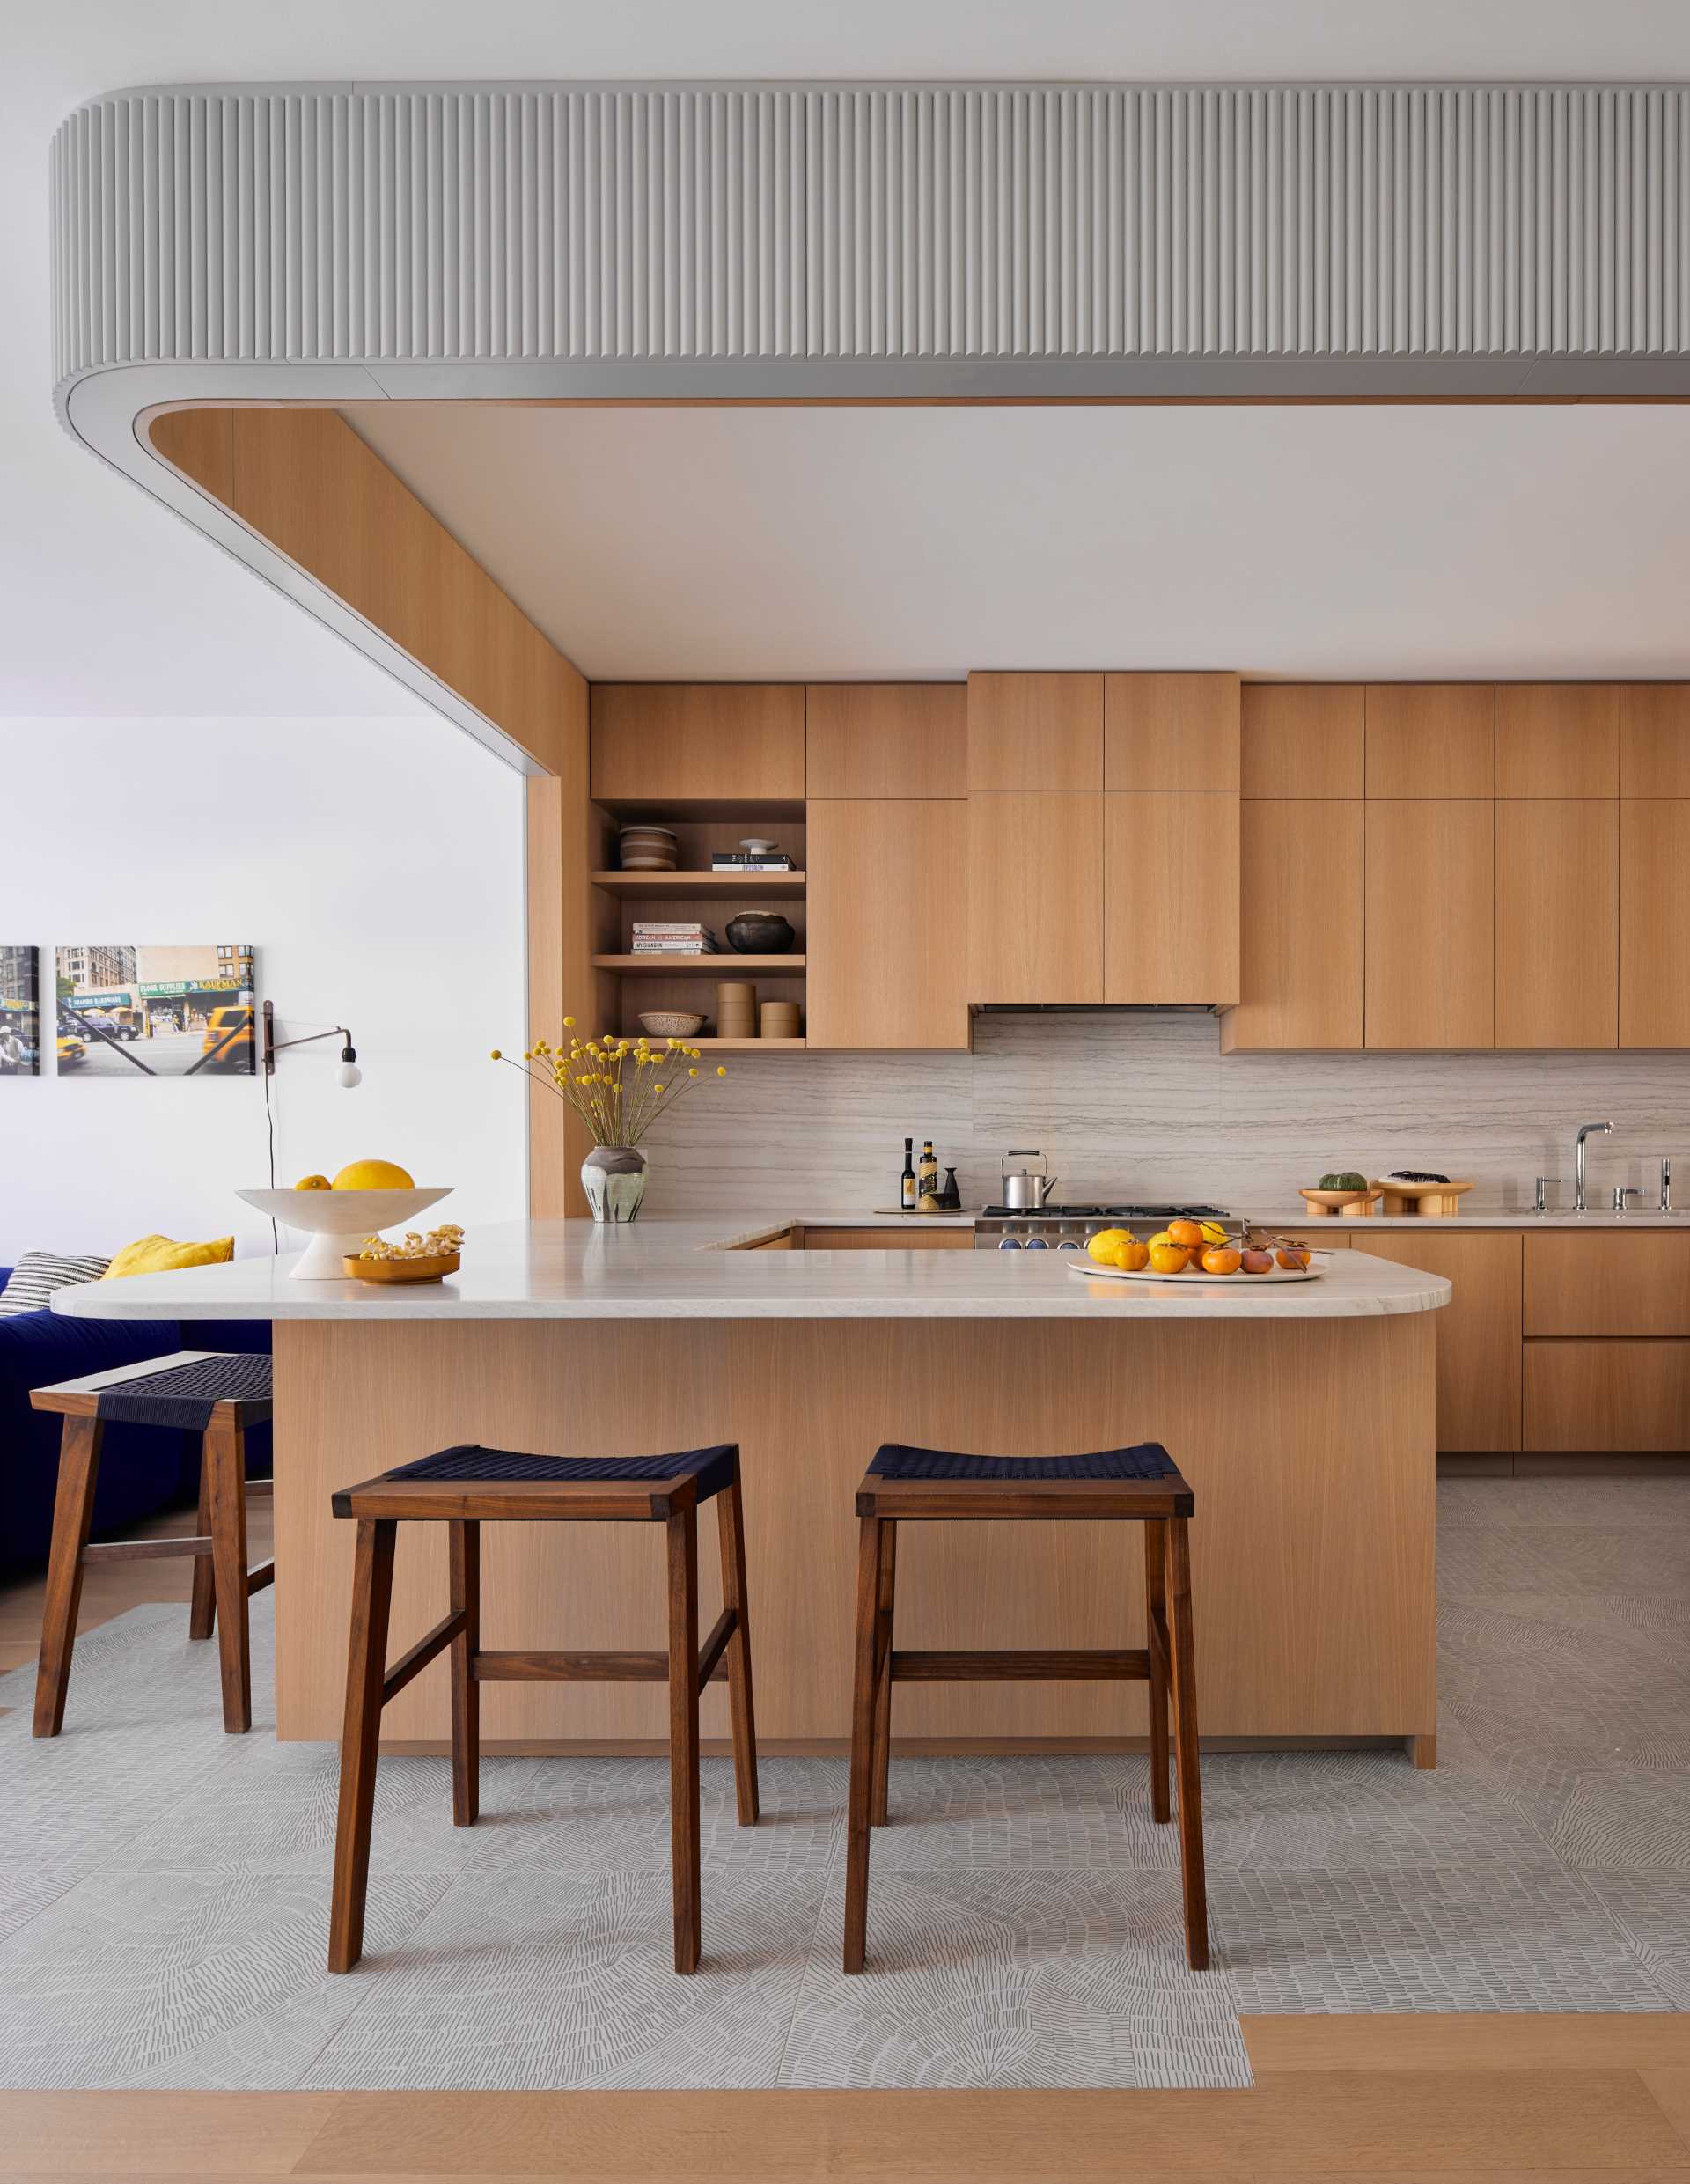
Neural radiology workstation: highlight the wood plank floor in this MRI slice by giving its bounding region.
[4,1511,1690,2175]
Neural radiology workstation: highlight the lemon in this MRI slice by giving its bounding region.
[1147,1230,1174,1254]
[1086,1227,1129,1263]
[332,1158,415,1192]
[1200,1220,1228,1246]
[294,1173,331,1191]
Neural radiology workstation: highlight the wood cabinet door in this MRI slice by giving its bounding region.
[1621,684,1690,797]
[1363,801,1495,1048]
[1495,800,1619,1048]
[1103,673,1240,791]
[805,684,966,798]
[1524,1342,1690,1452]
[1525,1232,1690,1336]
[807,800,968,1048]
[590,684,805,804]
[1361,1233,1523,1452]
[1620,801,1690,1047]
[1220,799,1363,1050]
[1239,685,1364,798]
[966,673,1103,791]
[967,792,1104,1004]
[1364,685,1494,798]
[1103,792,1239,1004]
[802,1228,973,1250]
[1495,684,1620,797]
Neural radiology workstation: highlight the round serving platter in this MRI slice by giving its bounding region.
[1066,1256,1328,1287]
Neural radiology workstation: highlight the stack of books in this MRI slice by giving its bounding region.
[631,922,717,956]
[710,850,795,872]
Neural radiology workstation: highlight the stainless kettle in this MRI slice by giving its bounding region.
[1000,1150,1058,1210]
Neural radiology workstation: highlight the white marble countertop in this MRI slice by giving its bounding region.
[53,1217,1449,1322]
[1250,1210,1690,1230]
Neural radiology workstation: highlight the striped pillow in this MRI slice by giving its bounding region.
[0,1251,113,1317]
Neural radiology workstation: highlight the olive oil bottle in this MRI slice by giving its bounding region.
[900,1138,917,1210]
[917,1139,939,1211]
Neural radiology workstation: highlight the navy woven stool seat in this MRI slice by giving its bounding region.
[385,1442,738,1502]
[845,1438,1208,1976]
[870,1441,1179,1483]
[30,1349,275,1739]
[327,1437,760,1979]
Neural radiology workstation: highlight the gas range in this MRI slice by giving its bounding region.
[974,1202,1236,1251]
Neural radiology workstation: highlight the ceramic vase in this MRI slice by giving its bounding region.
[581,1143,648,1222]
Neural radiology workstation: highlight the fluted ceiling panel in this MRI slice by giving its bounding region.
[51,82,1690,393]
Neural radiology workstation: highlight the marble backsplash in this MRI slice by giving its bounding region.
[649,1012,1690,1217]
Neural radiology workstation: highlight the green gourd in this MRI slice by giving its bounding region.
[1318,1169,1370,1192]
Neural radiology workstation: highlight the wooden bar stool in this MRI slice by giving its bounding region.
[31,1350,274,1738]
[844,1440,1209,1974]
[327,1441,759,1977]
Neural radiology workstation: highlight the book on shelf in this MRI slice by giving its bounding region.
[709,857,795,872]
[629,943,717,956]
[631,922,716,937]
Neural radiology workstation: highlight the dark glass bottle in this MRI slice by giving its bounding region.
[900,1137,917,1210]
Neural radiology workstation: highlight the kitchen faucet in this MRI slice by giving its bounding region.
[1575,1121,1613,1214]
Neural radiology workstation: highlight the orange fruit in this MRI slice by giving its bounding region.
[1148,1242,1189,1275]
[1201,1246,1242,1276]
[1240,1247,1275,1275]
[1276,1245,1312,1270]
[1167,1217,1204,1250]
[1116,1239,1150,1272]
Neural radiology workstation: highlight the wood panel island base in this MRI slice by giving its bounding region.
[55,1225,1446,1761]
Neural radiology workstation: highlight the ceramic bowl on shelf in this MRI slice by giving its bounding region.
[236,1186,452,1279]
[724,912,797,955]
[638,1010,707,1038]
[618,824,679,872]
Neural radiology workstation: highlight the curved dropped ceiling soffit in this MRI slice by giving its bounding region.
[51,79,1690,769]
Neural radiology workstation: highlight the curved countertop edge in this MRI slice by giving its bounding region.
[53,1218,1451,1321]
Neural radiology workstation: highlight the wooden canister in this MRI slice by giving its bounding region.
[760,1000,801,1041]
[716,981,757,1037]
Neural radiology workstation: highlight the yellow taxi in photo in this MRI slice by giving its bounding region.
[55,1032,86,1069]
[200,1004,254,1071]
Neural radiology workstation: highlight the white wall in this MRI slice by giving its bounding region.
[0,717,528,1263]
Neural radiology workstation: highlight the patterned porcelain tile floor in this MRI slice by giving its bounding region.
[3,1477,1689,2088]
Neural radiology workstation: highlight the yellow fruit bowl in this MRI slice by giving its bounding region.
[344,1252,460,1284]
[236,1187,452,1279]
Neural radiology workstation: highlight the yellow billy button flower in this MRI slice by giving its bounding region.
[716,1065,728,1077]
[562,1015,575,1027]
[653,1082,665,1092]
[688,1068,699,1077]
[489,1048,502,1061]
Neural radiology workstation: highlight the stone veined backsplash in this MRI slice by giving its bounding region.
[650,1011,1690,1216]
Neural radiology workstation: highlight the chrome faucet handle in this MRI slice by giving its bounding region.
[1534,1176,1549,1215]
[1614,1186,1644,1214]
[1664,1158,1673,1215]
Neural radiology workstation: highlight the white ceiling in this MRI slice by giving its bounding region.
[15,1,1690,715]
[350,401,1690,681]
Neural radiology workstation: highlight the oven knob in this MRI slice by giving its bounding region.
[1024,1237,1050,1250]
[997,1237,1022,1249]
[1056,1239,1081,1250]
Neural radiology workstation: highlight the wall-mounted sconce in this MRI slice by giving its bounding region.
[261,999,362,1087]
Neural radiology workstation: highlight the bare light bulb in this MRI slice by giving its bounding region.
[336,1041,362,1089]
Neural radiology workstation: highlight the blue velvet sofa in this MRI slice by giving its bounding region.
[0,1268,272,1575]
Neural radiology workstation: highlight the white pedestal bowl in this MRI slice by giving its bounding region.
[237,1188,453,1278]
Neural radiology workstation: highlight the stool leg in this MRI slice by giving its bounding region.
[843,1511,884,1974]
[1143,1518,1171,1826]
[205,1419,252,1733]
[1165,1515,1209,1971]
[449,1519,480,1827]
[328,1517,397,1974]
[715,1465,760,1827]
[187,1435,216,1643]
[870,1519,898,1827]
[33,1416,103,1739]
[667,1506,702,1974]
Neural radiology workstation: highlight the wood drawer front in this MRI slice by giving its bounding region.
[590,683,805,803]
[1359,1232,1523,1453]
[1524,1341,1690,1452]
[802,1227,973,1250]
[805,684,966,798]
[1525,1232,1690,1336]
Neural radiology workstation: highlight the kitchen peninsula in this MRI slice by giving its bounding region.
[59,1222,1447,1762]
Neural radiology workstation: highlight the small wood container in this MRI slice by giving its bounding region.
[716,980,757,1038]
[760,1000,801,1041]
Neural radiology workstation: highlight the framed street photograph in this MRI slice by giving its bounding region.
[0,945,40,1075]
[54,945,256,1077]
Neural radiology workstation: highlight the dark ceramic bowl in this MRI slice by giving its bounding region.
[724,912,797,955]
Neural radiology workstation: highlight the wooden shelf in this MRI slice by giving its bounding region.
[593,954,806,976]
[592,871,805,898]
[670,1035,806,1050]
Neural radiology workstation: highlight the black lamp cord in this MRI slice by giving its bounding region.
[263,1056,279,1254]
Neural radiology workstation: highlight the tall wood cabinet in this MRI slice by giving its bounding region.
[808,799,969,1048]
[1495,799,1619,1048]
[1620,687,1690,1047]
[1364,801,1494,1048]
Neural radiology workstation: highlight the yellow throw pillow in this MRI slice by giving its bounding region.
[102,1234,235,1280]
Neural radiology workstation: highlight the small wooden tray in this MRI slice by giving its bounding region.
[1371,1178,1473,1217]
[344,1253,461,1283]
[1298,1188,1382,1219]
